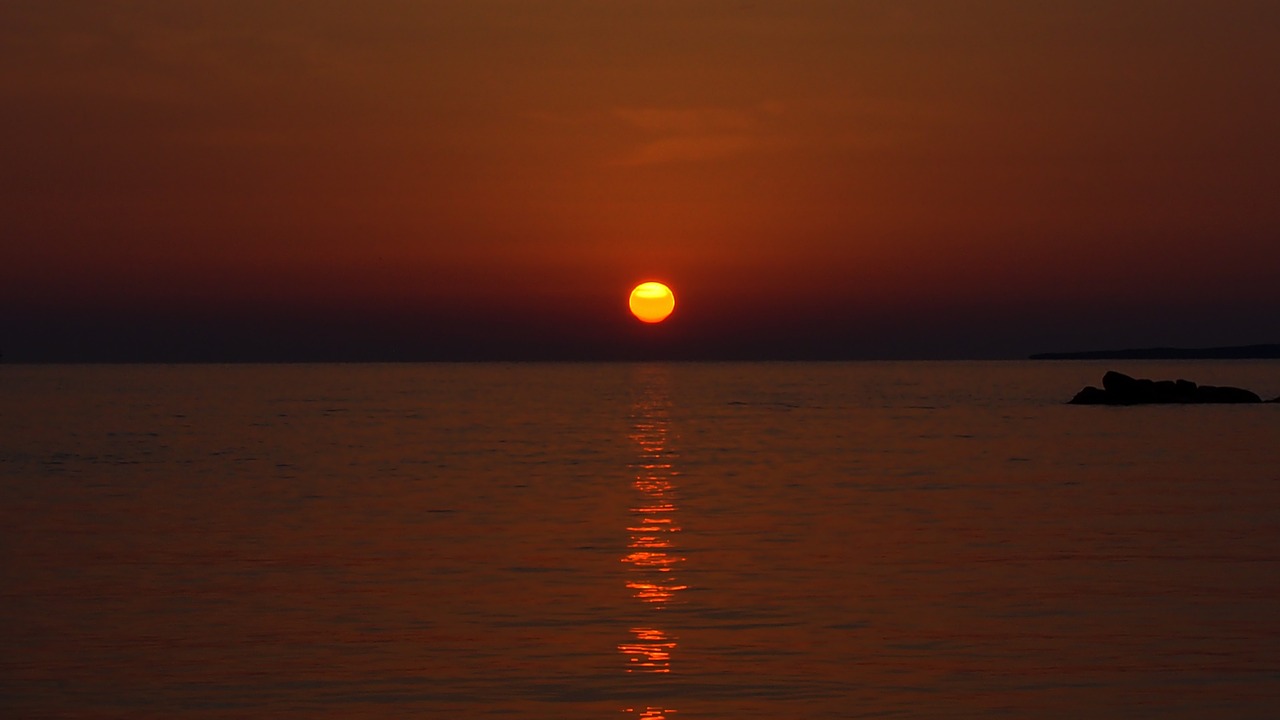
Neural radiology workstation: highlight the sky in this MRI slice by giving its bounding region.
[3,0,1279,361]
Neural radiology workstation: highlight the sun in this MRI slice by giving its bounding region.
[629,282,675,323]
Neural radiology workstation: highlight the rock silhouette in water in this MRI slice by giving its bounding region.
[1069,371,1263,405]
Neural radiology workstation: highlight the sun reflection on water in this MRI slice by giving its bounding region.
[624,707,678,719]
[619,368,685,715]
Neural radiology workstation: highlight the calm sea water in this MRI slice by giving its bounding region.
[3,361,1280,718]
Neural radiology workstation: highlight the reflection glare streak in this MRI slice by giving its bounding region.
[619,368,685,717]
[624,707,677,719]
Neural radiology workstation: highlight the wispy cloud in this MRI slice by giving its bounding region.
[612,103,786,166]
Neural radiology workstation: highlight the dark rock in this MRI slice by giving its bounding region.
[1070,371,1264,405]
[1069,386,1109,405]
[1195,385,1262,404]
[1102,371,1139,396]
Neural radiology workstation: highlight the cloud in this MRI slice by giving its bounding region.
[614,106,757,134]
[612,103,786,166]
[619,133,764,166]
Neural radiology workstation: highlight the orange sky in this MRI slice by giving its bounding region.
[3,1,1279,360]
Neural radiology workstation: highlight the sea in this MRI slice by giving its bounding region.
[3,361,1280,718]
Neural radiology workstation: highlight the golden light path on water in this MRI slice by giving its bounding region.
[621,369,685,719]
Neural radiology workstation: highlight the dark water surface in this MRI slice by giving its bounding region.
[3,362,1280,718]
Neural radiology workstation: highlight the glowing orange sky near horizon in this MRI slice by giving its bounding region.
[2,2,1279,359]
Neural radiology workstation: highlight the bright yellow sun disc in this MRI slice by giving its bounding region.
[629,282,675,323]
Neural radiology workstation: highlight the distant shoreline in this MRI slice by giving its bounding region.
[1030,344,1280,360]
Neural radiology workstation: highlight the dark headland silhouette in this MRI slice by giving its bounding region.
[1031,343,1280,360]
[1069,370,1280,405]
